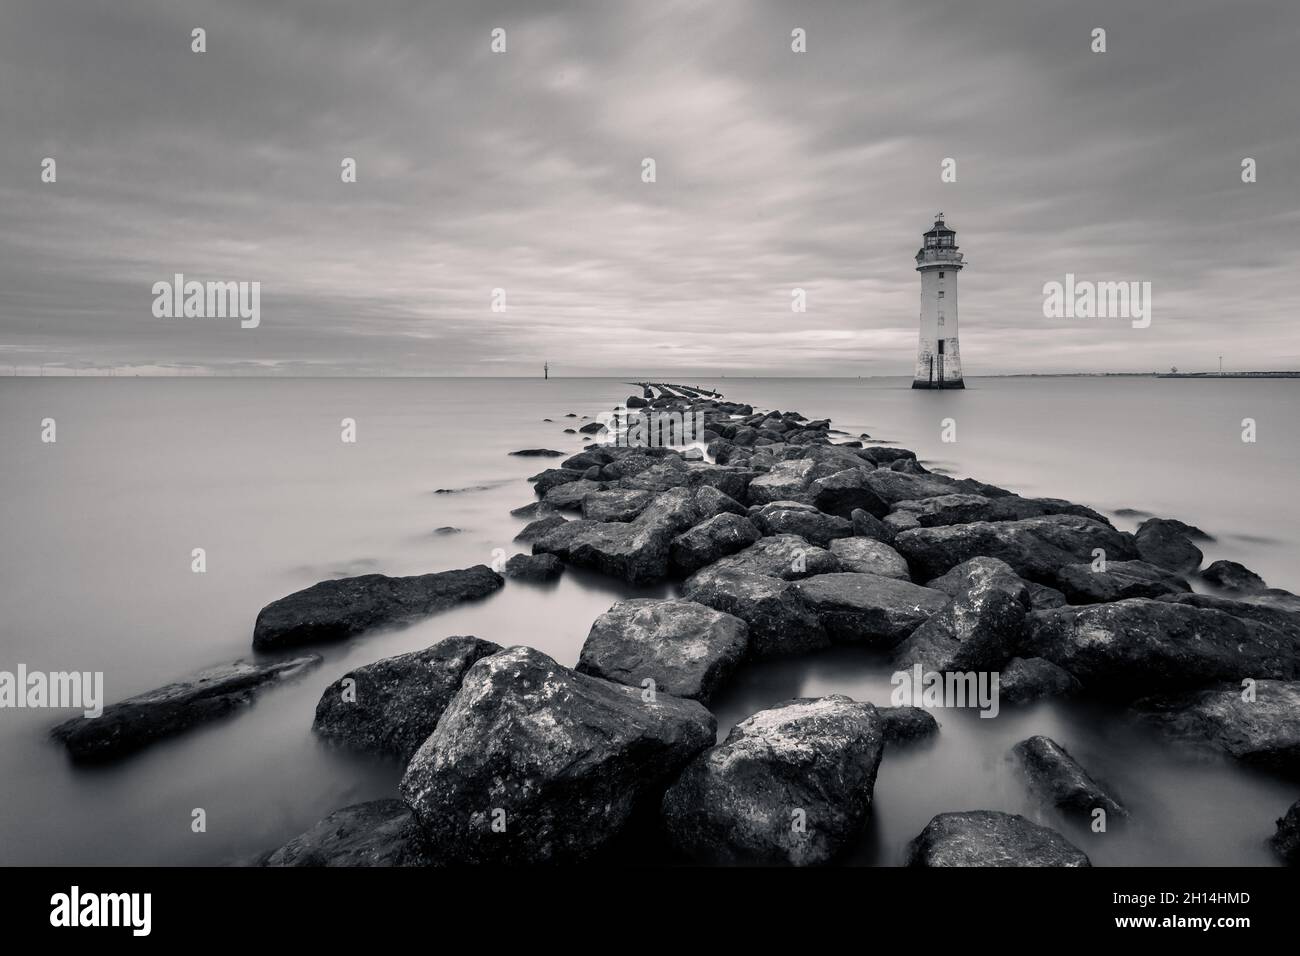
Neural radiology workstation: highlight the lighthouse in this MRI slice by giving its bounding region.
[911,214,965,389]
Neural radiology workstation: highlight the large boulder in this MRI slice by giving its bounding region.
[1013,735,1126,820]
[1201,560,1268,594]
[1134,680,1300,775]
[885,494,1108,535]
[1052,559,1191,604]
[1134,517,1203,573]
[544,478,608,510]
[810,468,887,519]
[892,514,1138,584]
[750,501,854,548]
[879,706,940,744]
[906,811,1090,867]
[683,568,829,657]
[581,488,656,522]
[513,513,567,542]
[999,657,1082,705]
[893,558,1029,671]
[400,647,715,863]
[829,537,910,579]
[1025,599,1300,697]
[52,656,322,762]
[669,513,762,575]
[1271,799,1300,865]
[661,696,885,865]
[794,572,948,648]
[252,566,504,649]
[864,470,1013,516]
[576,599,749,704]
[529,467,585,496]
[1156,591,1300,644]
[850,507,894,543]
[746,459,831,506]
[503,553,564,581]
[312,636,502,761]
[702,533,843,581]
[260,800,415,867]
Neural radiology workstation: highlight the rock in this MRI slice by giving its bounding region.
[810,468,888,519]
[399,646,715,863]
[829,537,910,579]
[1202,560,1268,594]
[1244,589,1300,614]
[745,459,825,505]
[513,514,567,542]
[688,484,748,519]
[1134,680,1300,775]
[311,636,501,761]
[252,566,504,650]
[850,507,893,542]
[544,478,608,510]
[999,657,1081,704]
[578,420,606,435]
[1025,581,1068,610]
[1135,518,1203,573]
[1013,735,1126,819]
[504,552,565,581]
[906,811,1091,867]
[561,449,615,471]
[661,696,885,865]
[750,501,854,548]
[669,513,762,575]
[885,494,1108,536]
[683,568,829,657]
[433,526,460,536]
[794,572,948,648]
[581,488,656,522]
[626,395,649,408]
[879,706,939,744]
[1024,599,1300,697]
[510,501,557,519]
[1270,799,1300,865]
[893,514,1138,584]
[52,656,322,762]
[615,459,692,493]
[1155,592,1300,645]
[895,557,1029,671]
[1052,559,1191,604]
[865,471,1013,516]
[702,533,843,580]
[508,448,564,457]
[261,800,415,867]
[576,599,748,703]
[859,445,918,465]
[529,468,585,496]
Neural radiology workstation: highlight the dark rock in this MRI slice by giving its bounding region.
[1134,680,1300,775]
[702,533,843,581]
[885,494,1108,535]
[859,446,918,465]
[879,706,939,744]
[810,468,888,519]
[850,507,893,543]
[544,478,608,510]
[510,501,557,519]
[1202,560,1268,594]
[750,501,854,548]
[865,471,1014,515]
[433,526,461,535]
[999,657,1081,704]
[399,646,715,863]
[683,568,829,657]
[261,800,414,867]
[1053,559,1191,604]
[615,459,692,493]
[661,696,885,865]
[1025,599,1300,696]
[1026,581,1068,610]
[626,395,649,408]
[312,636,501,761]
[1270,799,1300,865]
[508,448,564,457]
[746,459,826,505]
[581,488,656,522]
[794,572,948,647]
[504,552,564,581]
[829,537,910,579]
[576,599,748,703]
[252,566,504,649]
[906,811,1090,867]
[577,420,606,435]
[529,468,585,496]
[1013,735,1126,819]
[895,557,1029,671]
[670,513,761,575]
[514,513,567,542]
[1135,518,1203,573]
[52,656,322,761]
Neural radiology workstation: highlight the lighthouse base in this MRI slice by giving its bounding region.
[911,379,965,390]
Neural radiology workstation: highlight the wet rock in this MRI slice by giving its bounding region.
[893,514,1138,584]
[746,459,825,505]
[810,468,888,519]
[688,484,748,519]
[510,501,557,519]
[1134,680,1300,775]
[252,566,504,650]
[514,513,567,542]
[399,646,715,863]
[578,420,606,435]
[576,599,748,703]
[52,656,322,762]
[669,513,762,575]
[544,478,608,510]
[865,470,1014,515]
[906,810,1090,867]
[615,458,692,493]
[859,446,918,465]
[1271,799,1300,865]
[626,395,649,408]
[885,494,1108,535]
[261,800,415,867]
[1053,559,1191,604]
[703,533,843,581]
[581,488,656,522]
[999,657,1082,704]
[794,572,948,648]
[1155,592,1300,645]
[561,449,615,471]
[683,568,830,657]
[1135,517,1203,573]
[312,636,501,761]
[1201,560,1268,594]
[829,537,910,579]
[661,696,885,866]
[504,552,564,581]
[750,501,854,548]
[1013,735,1126,819]
[530,467,586,496]
[1025,599,1300,697]
[850,507,894,543]
[894,557,1029,671]
[879,706,939,744]
[433,526,461,535]
[508,448,564,457]
[1025,581,1068,610]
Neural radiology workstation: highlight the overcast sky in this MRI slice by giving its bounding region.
[2,0,1297,376]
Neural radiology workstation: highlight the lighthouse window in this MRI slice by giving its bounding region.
[938,341,945,354]
[939,271,945,278]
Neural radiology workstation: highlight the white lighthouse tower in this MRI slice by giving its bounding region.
[911,213,965,389]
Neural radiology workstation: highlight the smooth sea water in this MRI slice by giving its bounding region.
[0,375,1296,866]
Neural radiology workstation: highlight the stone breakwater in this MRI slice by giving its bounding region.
[48,390,1300,866]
